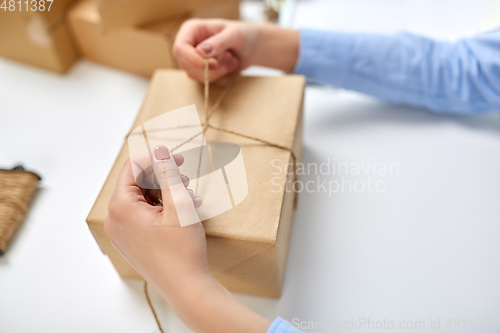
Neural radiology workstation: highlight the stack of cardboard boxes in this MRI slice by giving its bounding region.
[0,0,239,76]
[68,0,239,77]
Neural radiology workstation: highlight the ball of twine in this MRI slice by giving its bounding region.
[0,169,40,256]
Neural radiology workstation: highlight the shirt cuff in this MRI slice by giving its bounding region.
[294,28,356,87]
[267,317,301,333]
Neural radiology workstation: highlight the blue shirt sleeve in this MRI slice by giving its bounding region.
[268,317,303,333]
[294,28,500,114]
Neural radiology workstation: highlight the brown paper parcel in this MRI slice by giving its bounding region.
[0,0,79,73]
[68,0,180,77]
[87,69,305,298]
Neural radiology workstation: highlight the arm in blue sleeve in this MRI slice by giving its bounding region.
[294,28,500,114]
[267,317,303,333]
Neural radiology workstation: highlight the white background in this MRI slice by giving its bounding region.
[1,0,500,332]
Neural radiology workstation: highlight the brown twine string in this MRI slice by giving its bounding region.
[169,60,297,183]
[0,170,40,256]
[144,281,164,333]
[193,58,211,195]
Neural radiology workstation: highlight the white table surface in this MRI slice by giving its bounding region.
[1,1,500,332]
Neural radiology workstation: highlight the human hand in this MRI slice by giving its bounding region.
[105,145,271,333]
[104,145,209,304]
[173,19,300,83]
[173,19,259,82]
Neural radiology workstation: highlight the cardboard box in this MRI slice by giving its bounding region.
[87,70,305,298]
[68,0,239,78]
[68,0,179,77]
[94,0,239,29]
[190,0,240,20]
[0,0,79,73]
[1,0,77,28]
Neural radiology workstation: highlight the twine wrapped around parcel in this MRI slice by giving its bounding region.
[142,60,299,333]
[149,59,298,203]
